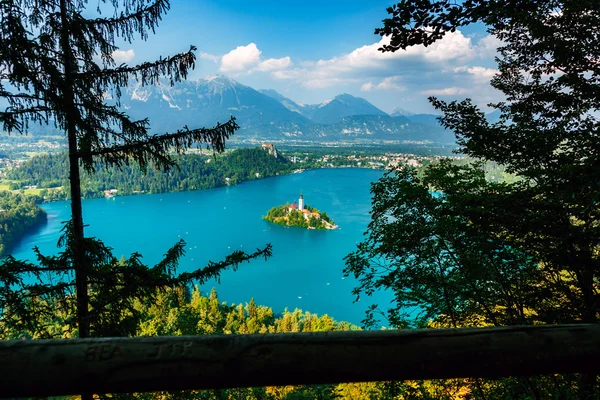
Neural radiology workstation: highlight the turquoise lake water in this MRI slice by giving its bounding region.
[10,168,392,325]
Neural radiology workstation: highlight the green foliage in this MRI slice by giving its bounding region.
[6,148,293,200]
[0,191,46,256]
[345,0,600,397]
[2,285,366,399]
[320,211,332,224]
[369,0,600,325]
[263,204,336,230]
[133,286,355,337]
[345,164,545,329]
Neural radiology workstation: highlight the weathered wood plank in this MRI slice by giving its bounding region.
[0,324,598,397]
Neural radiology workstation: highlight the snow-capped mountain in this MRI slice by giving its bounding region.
[122,75,311,134]
[260,90,388,124]
[306,94,388,124]
[390,107,415,117]
[117,75,452,143]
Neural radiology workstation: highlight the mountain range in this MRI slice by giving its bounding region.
[116,75,456,143]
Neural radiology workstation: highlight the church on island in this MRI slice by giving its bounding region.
[263,191,337,230]
[288,192,321,221]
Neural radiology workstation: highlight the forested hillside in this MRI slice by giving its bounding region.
[0,192,47,256]
[6,148,293,200]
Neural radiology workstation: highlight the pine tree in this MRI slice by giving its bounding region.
[0,0,271,342]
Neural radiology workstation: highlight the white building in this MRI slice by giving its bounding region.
[298,191,304,211]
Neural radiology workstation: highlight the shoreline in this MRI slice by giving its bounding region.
[32,165,385,205]
[0,210,47,258]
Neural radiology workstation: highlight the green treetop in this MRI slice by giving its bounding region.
[264,204,336,230]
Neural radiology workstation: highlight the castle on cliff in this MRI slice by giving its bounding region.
[261,143,278,158]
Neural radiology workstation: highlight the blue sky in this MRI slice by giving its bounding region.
[106,1,502,114]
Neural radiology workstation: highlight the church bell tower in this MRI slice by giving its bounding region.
[298,191,304,211]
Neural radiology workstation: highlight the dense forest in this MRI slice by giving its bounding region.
[0,191,46,256]
[5,148,294,201]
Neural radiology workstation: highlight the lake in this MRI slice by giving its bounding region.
[11,168,392,326]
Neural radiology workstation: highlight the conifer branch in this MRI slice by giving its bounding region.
[76,47,196,88]
[175,244,274,286]
[0,106,52,119]
[81,0,169,42]
[79,117,239,171]
[0,92,47,102]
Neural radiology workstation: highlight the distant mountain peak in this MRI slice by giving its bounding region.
[204,74,234,83]
[259,89,307,115]
[319,98,334,108]
[199,74,245,90]
[260,90,388,124]
[308,93,387,124]
[331,93,360,104]
[259,88,280,96]
[116,76,453,143]
[390,107,415,117]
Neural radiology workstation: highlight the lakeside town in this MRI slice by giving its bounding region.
[0,140,462,180]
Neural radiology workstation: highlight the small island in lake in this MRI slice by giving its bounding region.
[263,191,337,230]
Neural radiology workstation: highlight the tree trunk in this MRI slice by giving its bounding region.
[578,263,597,400]
[58,0,89,341]
[60,0,92,400]
[57,7,92,400]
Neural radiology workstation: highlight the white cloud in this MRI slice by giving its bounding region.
[218,31,476,91]
[270,68,357,88]
[272,69,302,80]
[360,82,375,92]
[212,30,502,110]
[421,87,471,96]
[453,66,498,81]
[199,52,220,63]
[476,34,503,58]
[219,44,292,75]
[271,31,474,89]
[361,76,405,92]
[304,77,358,89]
[325,30,474,69]
[112,49,135,63]
[378,76,406,91]
[220,43,262,73]
[255,57,292,72]
[468,66,498,80]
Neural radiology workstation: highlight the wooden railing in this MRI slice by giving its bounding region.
[1,324,599,397]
